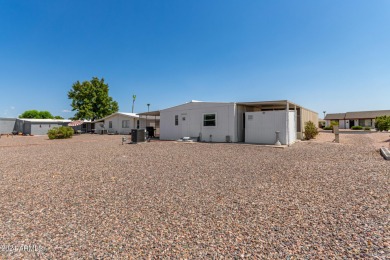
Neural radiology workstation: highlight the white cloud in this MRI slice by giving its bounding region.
[62,109,72,113]
[10,106,15,110]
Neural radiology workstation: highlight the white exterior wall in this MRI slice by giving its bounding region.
[288,111,297,144]
[104,114,138,134]
[339,120,346,129]
[326,119,348,129]
[345,120,350,129]
[160,102,236,142]
[30,123,66,135]
[94,122,104,132]
[245,111,296,145]
[0,118,16,134]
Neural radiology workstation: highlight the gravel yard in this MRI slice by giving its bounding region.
[0,132,389,258]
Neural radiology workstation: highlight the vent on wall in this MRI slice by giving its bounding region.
[248,115,253,120]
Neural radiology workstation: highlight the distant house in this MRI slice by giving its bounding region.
[324,110,390,129]
[15,118,71,135]
[90,112,139,135]
[0,117,72,135]
[158,100,318,145]
[91,112,160,135]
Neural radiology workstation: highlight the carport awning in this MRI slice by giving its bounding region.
[68,120,84,126]
[137,110,160,116]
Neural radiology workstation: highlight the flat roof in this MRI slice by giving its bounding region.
[151,100,317,115]
[236,100,317,114]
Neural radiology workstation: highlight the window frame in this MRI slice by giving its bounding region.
[122,120,130,128]
[109,121,113,129]
[203,113,216,127]
[175,115,179,126]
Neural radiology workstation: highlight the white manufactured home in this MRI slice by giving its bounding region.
[92,112,140,135]
[159,100,318,145]
[91,112,160,135]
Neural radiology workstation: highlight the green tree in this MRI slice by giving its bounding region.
[19,110,54,119]
[68,77,119,121]
[19,110,39,118]
[53,115,64,119]
[38,111,54,119]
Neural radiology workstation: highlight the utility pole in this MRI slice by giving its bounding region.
[132,95,136,113]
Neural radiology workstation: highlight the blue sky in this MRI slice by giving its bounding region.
[1,0,389,119]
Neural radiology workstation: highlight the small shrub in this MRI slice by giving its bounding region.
[351,125,363,130]
[48,126,74,139]
[330,121,339,127]
[375,115,390,131]
[364,127,371,131]
[323,126,332,130]
[304,121,319,140]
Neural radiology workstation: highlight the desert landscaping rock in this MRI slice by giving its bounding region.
[0,132,389,258]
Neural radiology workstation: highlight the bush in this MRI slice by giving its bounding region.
[48,126,74,139]
[351,126,363,130]
[323,126,332,130]
[364,127,371,131]
[330,121,339,127]
[304,121,319,140]
[375,115,390,131]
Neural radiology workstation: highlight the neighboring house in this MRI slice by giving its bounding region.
[159,100,318,145]
[324,113,347,128]
[92,112,139,135]
[325,110,390,129]
[15,118,71,135]
[90,112,160,135]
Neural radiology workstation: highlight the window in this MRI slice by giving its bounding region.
[122,120,130,128]
[109,121,113,128]
[175,115,179,126]
[203,114,216,126]
[136,120,139,129]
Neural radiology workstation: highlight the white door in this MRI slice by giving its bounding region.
[181,113,189,137]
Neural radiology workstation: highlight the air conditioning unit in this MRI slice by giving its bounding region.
[131,129,145,143]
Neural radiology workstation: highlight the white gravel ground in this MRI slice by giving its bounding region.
[0,132,389,258]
